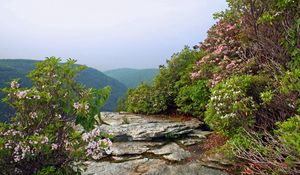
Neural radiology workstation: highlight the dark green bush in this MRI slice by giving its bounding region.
[127,83,167,114]
[175,80,210,117]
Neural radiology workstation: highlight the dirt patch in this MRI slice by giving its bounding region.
[200,133,228,151]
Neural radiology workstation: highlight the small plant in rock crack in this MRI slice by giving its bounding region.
[121,116,130,124]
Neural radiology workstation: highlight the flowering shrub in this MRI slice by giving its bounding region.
[0,57,112,174]
[175,80,210,118]
[205,75,257,136]
[191,20,254,87]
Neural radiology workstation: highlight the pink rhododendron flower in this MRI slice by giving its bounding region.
[16,90,30,99]
[214,45,224,54]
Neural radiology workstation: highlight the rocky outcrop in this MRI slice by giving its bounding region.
[84,158,228,175]
[148,143,191,161]
[99,112,201,141]
[83,112,228,175]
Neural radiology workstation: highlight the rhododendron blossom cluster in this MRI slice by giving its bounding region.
[82,128,112,160]
[191,20,252,87]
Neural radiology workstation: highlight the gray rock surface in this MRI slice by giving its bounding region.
[148,143,191,161]
[98,122,194,141]
[83,112,229,175]
[111,142,164,156]
[99,112,201,141]
[83,158,228,175]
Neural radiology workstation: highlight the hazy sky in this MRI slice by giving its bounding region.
[0,0,227,71]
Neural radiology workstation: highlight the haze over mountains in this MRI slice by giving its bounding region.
[104,68,159,88]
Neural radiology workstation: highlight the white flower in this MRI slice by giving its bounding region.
[73,102,81,109]
[11,80,20,89]
[85,104,89,111]
[29,112,38,119]
[16,90,30,99]
[91,128,100,136]
[51,143,58,150]
[33,95,41,99]
[41,136,49,144]
[64,92,68,97]
[82,133,90,141]
[105,148,112,155]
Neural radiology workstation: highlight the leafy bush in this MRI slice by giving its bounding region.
[175,80,210,117]
[281,68,300,94]
[205,75,258,136]
[260,90,274,105]
[126,47,203,115]
[115,93,128,112]
[152,46,204,111]
[0,57,112,175]
[127,83,167,114]
[276,115,300,154]
[281,68,300,113]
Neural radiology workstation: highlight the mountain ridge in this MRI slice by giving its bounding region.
[0,59,127,122]
[104,68,159,88]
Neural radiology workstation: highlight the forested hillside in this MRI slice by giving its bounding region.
[0,59,127,122]
[121,0,300,174]
[104,68,159,88]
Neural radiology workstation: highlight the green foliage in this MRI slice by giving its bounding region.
[115,93,128,112]
[281,68,300,113]
[127,83,167,114]
[125,46,204,115]
[281,18,300,69]
[121,116,130,124]
[205,75,258,136]
[0,57,112,174]
[281,68,300,94]
[175,80,210,117]
[104,68,159,88]
[260,90,274,105]
[276,115,300,154]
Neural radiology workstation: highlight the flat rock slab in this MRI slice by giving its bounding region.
[98,122,194,141]
[111,142,164,156]
[83,158,228,175]
[101,112,202,128]
[148,143,191,161]
[101,112,148,126]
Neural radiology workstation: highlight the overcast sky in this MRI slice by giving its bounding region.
[0,0,227,71]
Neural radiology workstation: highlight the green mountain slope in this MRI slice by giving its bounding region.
[104,68,159,88]
[0,59,127,122]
